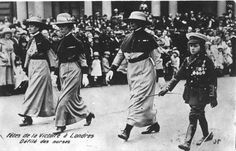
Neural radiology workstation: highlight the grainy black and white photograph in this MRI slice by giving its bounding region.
[0,0,235,151]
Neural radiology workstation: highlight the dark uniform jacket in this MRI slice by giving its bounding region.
[167,53,217,105]
[30,33,51,60]
[110,28,158,71]
[24,32,51,69]
[120,28,157,54]
[57,33,88,74]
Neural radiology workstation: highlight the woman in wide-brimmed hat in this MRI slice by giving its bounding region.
[106,11,160,141]
[53,13,94,134]
[159,32,217,151]
[18,16,55,127]
[0,27,16,96]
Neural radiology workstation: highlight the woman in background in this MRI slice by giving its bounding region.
[0,28,16,96]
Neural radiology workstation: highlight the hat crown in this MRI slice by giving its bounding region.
[2,27,12,33]
[25,16,47,29]
[104,51,110,55]
[186,32,208,42]
[27,16,43,23]
[128,11,147,22]
[56,13,74,24]
[93,51,99,56]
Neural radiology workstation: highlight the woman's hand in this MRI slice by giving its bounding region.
[82,74,89,87]
[106,70,114,82]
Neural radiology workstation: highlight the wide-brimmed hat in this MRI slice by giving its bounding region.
[186,32,209,44]
[24,16,47,29]
[124,11,151,25]
[54,13,76,25]
[0,27,13,35]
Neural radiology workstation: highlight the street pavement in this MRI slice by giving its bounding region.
[0,76,235,151]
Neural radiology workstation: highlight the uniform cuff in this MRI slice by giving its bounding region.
[82,66,89,74]
[110,65,118,72]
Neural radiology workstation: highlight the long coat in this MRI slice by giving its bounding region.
[167,53,217,105]
[110,28,158,127]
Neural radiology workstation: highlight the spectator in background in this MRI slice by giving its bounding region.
[90,51,102,86]
[169,48,180,77]
[41,29,50,40]
[215,45,225,76]
[161,29,172,49]
[101,51,111,85]
[151,42,163,83]
[166,47,180,77]
[17,34,28,66]
[0,28,16,96]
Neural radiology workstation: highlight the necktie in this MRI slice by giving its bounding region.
[26,37,34,50]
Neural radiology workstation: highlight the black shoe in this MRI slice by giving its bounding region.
[178,142,190,151]
[141,122,160,134]
[19,117,33,127]
[84,112,95,126]
[53,126,66,135]
[118,130,129,141]
[196,132,213,145]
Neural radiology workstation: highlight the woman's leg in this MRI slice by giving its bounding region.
[118,124,133,141]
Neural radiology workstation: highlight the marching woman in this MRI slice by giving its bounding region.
[53,13,95,134]
[106,11,160,141]
[159,32,217,151]
[18,16,55,126]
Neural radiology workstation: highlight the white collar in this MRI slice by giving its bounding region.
[32,31,40,37]
[134,27,142,32]
[65,32,72,37]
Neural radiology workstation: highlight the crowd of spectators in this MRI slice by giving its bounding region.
[0,4,235,96]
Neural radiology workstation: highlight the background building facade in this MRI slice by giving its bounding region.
[0,1,235,22]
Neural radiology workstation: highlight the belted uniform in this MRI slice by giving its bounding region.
[20,32,55,117]
[110,27,158,127]
[167,53,217,106]
[166,52,217,141]
[55,32,90,127]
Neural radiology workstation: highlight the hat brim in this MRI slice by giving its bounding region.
[124,18,151,25]
[24,21,49,29]
[188,39,201,44]
[0,31,12,35]
[186,32,208,42]
[53,22,76,25]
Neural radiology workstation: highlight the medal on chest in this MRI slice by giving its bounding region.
[191,60,206,76]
